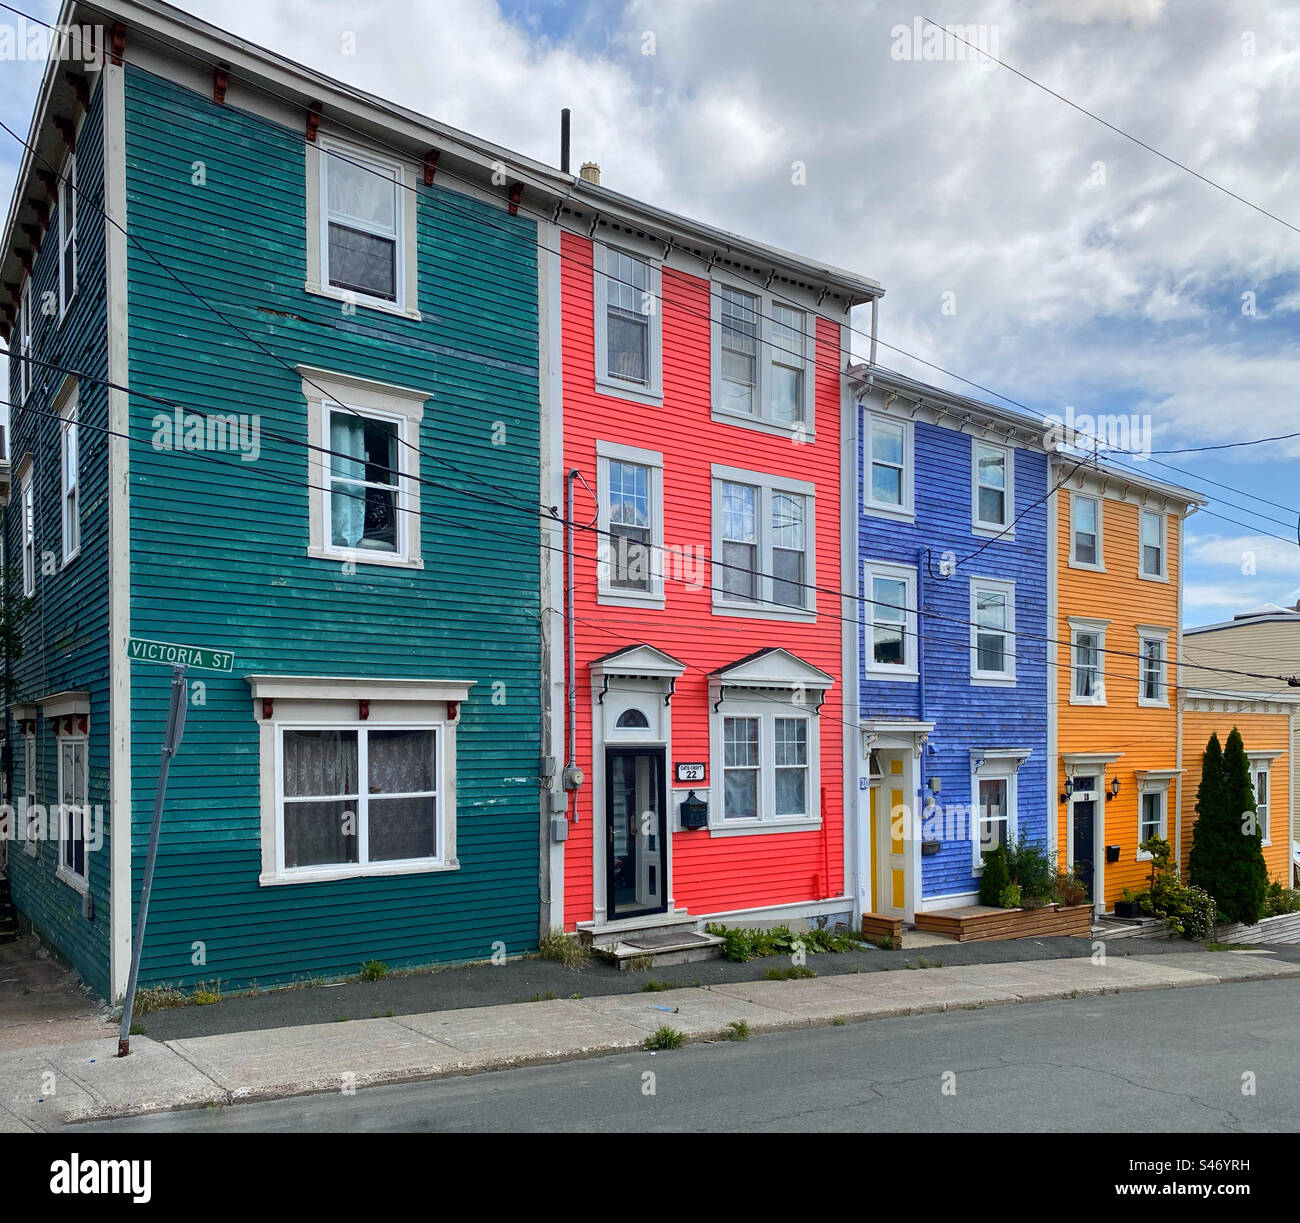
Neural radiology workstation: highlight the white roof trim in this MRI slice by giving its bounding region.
[38,690,91,719]
[245,675,474,703]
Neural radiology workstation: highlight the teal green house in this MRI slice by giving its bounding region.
[2,0,569,1000]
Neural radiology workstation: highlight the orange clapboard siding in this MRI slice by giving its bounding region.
[1055,483,1181,910]
[559,232,845,927]
[1181,709,1291,887]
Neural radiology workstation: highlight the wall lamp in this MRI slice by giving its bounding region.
[1106,777,1121,802]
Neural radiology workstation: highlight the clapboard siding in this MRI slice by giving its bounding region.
[5,80,113,998]
[858,404,1050,902]
[560,233,846,926]
[1055,493,1180,907]
[122,65,542,989]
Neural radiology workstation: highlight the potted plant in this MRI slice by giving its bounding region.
[1114,888,1142,920]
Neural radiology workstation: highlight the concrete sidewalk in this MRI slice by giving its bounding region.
[3,949,1296,1130]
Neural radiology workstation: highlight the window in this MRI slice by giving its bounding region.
[1069,618,1108,705]
[864,413,911,516]
[615,708,650,730]
[715,703,818,826]
[1138,628,1169,706]
[1140,511,1166,579]
[863,560,917,676]
[977,778,1009,856]
[711,466,815,616]
[60,389,80,562]
[322,143,400,302]
[19,464,35,596]
[57,734,87,889]
[278,725,441,874]
[970,578,1015,682]
[593,242,663,403]
[1070,494,1102,568]
[970,752,1026,869]
[1251,762,1272,844]
[23,729,37,855]
[58,153,76,318]
[307,137,418,317]
[597,441,663,604]
[710,279,814,432]
[18,279,31,401]
[302,366,426,570]
[972,441,1013,533]
[1139,790,1165,848]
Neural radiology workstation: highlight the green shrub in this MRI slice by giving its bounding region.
[1139,835,1217,938]
[978,844,1011,906]
[998,883,1022,909]
[705,922,854,962]
[1004,832,1054,904]
[1189,729,1268,925]
[1051,866,1089,907]
[1264,882,1300,917]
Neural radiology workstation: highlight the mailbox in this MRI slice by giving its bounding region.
[679,790,708,830]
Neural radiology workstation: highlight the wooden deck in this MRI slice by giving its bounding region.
[913,903,1092,942]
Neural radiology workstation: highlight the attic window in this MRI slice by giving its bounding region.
[616,708,650,729]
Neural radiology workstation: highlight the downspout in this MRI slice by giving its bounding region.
[565,468,579,815]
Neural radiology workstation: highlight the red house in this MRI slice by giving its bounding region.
[542,182,883,958]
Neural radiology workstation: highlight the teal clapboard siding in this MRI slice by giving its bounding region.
[5,79,112,998]
[123,65,542,989]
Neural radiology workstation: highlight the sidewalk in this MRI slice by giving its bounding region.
[2,948,1296,1130]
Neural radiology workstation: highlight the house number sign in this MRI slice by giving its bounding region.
[676,762,706,783]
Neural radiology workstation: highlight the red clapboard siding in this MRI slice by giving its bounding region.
[559,231,845,926]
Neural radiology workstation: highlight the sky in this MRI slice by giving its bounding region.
[0,0,1297,628]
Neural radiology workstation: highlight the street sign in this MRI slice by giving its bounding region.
[127,637,234,673]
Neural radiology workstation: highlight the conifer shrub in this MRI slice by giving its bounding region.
[978,843,1011,906]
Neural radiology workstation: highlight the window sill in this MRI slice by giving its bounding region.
[1067,559,1106,573]
[711,407,815,442]
[708,817,821,837]
[259,858,459,886]
[305,281,422,323]
[1137,571,1169,583]
[862,501,915,524]
[56,865,89,895]
[594,373,663,407]
[711,600,816,623]
[971,522,1015,541]
[1137,699,1170,709]
[58,290,78,325]
[598,588,666,609]
[308,545,424,571]
[971,674,1016,687]
[61,546,81,570]
[864,666,919,683]
[1069,695,1107,707]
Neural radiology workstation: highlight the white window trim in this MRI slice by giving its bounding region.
[708,691,821,834]
[300,365,428,570]
[863,558,918,679]
[596,440,664,607]
[709,272,816,438]
[1069,492,1105,571]
[1136,779,1170,860]
[970,750,1027,871]
[22,729,37,856]
[55,732,89,894]
[17,455,35,597]
[250,679,469,886]
[58,151,76,321]
[862,409,914,521]
[18,279,31,401]
[1068,615,1109,706]
[969,576,1016,685]
[710,464,816,620]
[305,135,421,321]
[1138,509,1169,582]
[1136,624,1170,708]
[593,239,664,406]
[971,438,1014,538]
[58,382,80,565]
[1247,753,1278,845]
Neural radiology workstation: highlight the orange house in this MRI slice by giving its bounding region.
[1050,459,1204,912]
[1180,692,1297,888]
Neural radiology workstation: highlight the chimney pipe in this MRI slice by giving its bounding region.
[578,161,600,185]
[560,108,570,174]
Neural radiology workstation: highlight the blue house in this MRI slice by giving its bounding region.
[851,367,1051,920]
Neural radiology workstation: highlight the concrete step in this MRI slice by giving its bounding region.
[578,910,701,951]
[598,929,727,971]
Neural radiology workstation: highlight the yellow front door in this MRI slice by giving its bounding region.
[872,756,907,916]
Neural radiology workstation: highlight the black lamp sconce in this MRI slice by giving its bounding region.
[1059,776,1074,805]
[1106,777,1121,802]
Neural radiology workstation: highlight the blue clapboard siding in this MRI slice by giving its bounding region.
[859,412,1050,902]
[5,79,113,998]
[123,65,542,989]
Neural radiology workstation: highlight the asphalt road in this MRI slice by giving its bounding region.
[75,976,1300,1132]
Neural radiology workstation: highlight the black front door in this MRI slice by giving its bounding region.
[1073,800,1096,902]
[605,747,667,920]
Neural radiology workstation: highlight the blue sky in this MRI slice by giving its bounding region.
[2,0,1296,628]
